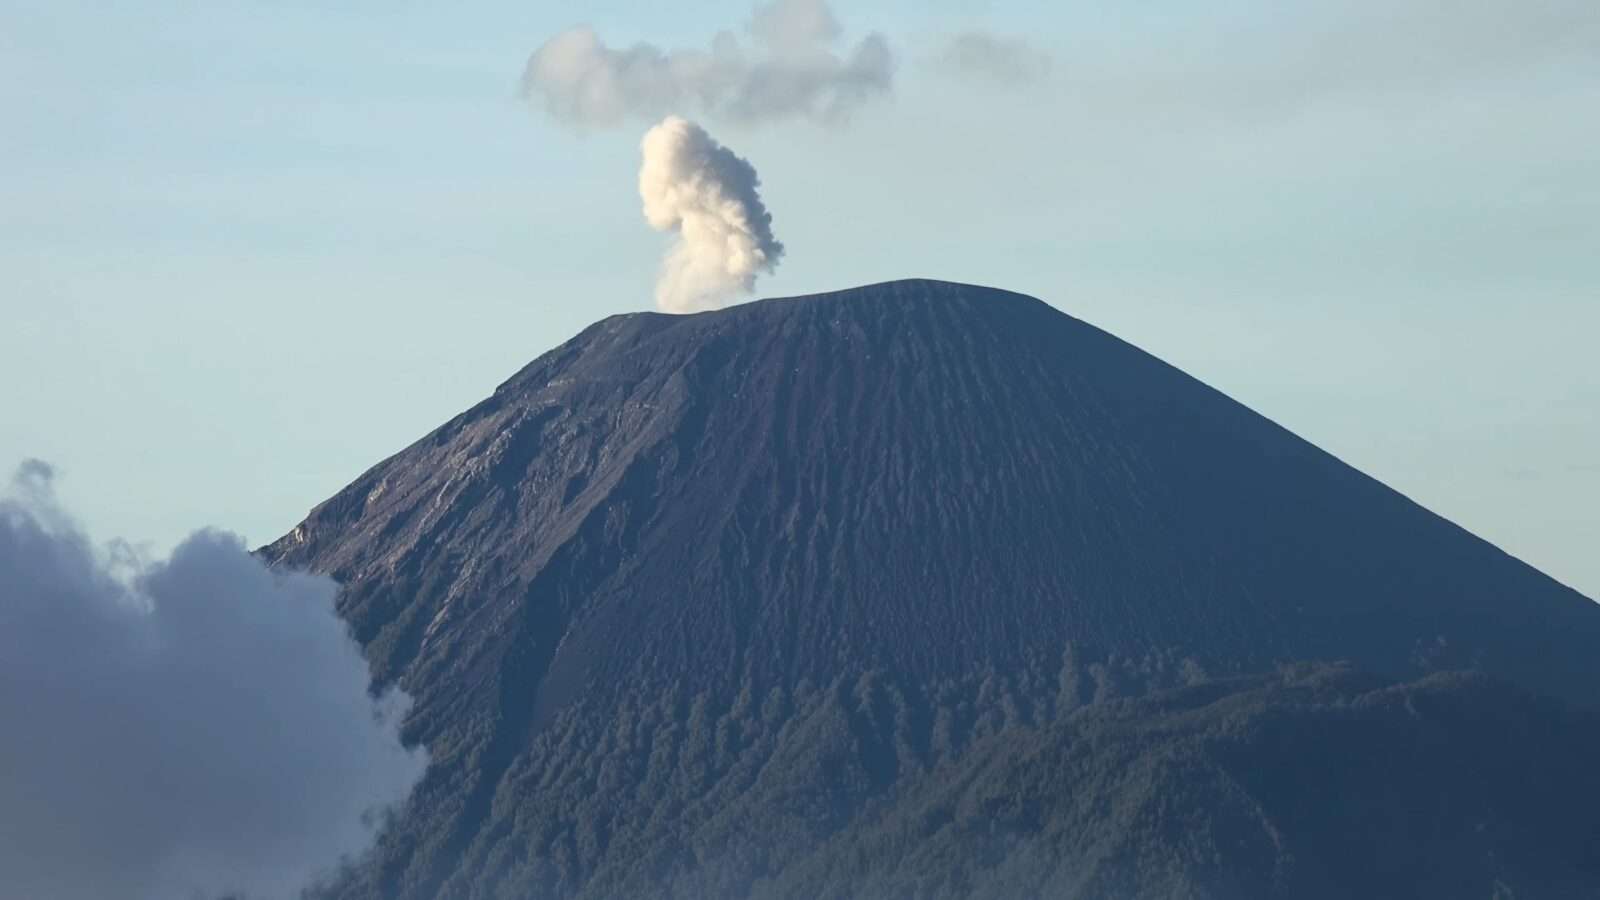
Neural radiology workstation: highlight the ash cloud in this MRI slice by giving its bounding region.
[640,116,784,313]
[0,461,426,900]
[522,0,893,129]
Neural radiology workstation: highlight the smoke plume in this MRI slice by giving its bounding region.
[640,116,784,313]
[522,0,892,129]
[0,461,427,900]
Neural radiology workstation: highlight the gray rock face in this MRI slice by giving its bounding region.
[267,280,1600,899]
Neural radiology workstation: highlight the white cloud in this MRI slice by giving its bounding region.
[0,461,427,900]
[522,0,893,129]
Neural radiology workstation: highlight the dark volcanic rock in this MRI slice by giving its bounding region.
[266,280,1600,899]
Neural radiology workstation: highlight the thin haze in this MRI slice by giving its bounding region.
[932,32,1053,86]
[1,0,1596,607]
[0,462,427,900]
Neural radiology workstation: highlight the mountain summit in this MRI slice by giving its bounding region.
[268,280,1600,899]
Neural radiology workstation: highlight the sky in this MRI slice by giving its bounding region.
[2,0,1597,599]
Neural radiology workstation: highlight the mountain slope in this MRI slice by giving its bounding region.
[750,665,1600,900]
[265,280,1600,899]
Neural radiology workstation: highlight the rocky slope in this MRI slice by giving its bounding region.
[265,280,1600,899]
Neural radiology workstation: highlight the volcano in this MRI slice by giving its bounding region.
[267,280,1600,899]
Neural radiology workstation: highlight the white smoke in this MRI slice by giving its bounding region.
[640,116,784,313]
[523,0,893,129]
[0,460,427,900]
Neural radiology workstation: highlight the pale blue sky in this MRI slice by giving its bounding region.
[3,1,1597,597]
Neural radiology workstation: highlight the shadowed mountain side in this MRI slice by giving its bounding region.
[746,665,1600,900]
[263,279,1600,899]
[310,664,1600,900]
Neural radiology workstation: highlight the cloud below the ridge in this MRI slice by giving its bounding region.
[0,460,427,900]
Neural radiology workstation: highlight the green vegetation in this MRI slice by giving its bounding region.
[313,662,1600,900]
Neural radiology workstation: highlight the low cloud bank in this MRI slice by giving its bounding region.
[0,460,426,900]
